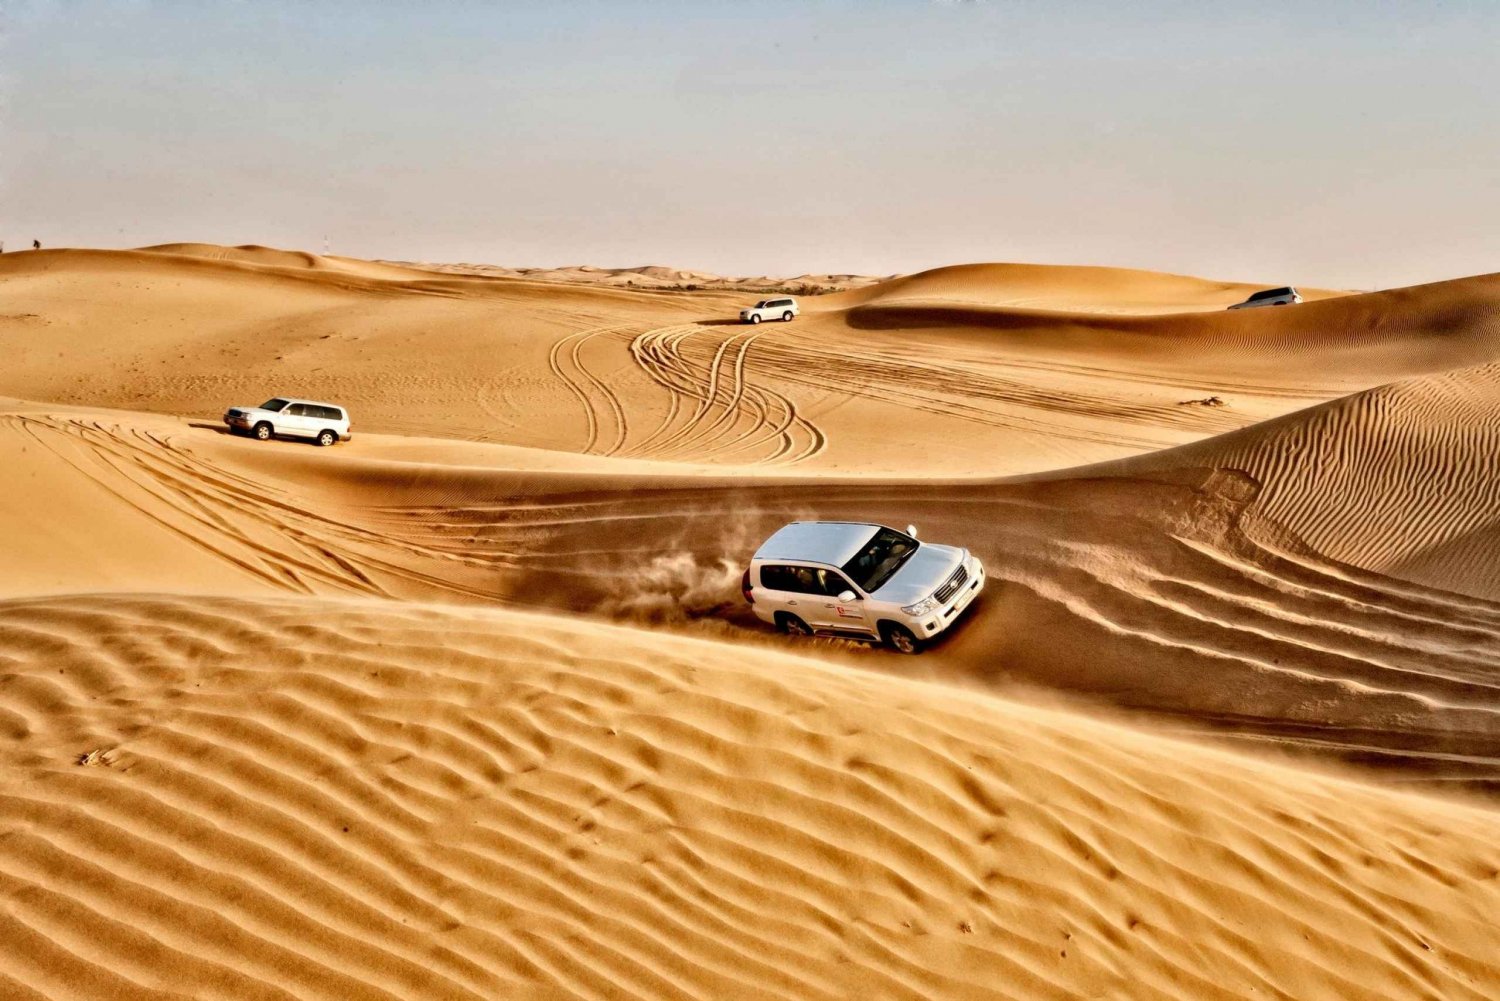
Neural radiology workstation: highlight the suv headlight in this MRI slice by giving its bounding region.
[901,597,936,616]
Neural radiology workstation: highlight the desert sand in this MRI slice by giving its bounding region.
[2,243,1500,999]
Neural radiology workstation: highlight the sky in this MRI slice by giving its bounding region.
[2,0,1497,288]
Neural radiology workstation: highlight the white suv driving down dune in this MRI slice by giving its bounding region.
[1228,286,1301,309]
[742,521,985,653]
[740,297,798,324]
[224,397,352,446]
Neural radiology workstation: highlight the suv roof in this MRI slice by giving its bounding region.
[753,521,880,566]
[269,397,344,410]
[1248,286,1295,300]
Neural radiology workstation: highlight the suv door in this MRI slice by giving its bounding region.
[806,568,871,633]
[282,404,314,437]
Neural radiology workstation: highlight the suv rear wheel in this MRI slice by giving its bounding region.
[316,429,337,447]
[882,623,922,655]
[776,613,812,637]
[782,311,794,322]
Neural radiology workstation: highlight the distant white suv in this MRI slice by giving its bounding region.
[224,397,352,446]
[1228,286,1301,309]
[742,521,984,653]
[739,297,799,324]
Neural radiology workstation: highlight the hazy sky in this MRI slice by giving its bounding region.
[3,0,1497,288]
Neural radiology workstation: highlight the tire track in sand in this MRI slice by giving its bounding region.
[546,324,636,456]
[624,323,824,465]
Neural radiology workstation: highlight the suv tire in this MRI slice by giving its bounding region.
[776,613,812,637]
[316,429,337,447]
[882,623,922,655]
[253,422,273,441]
[782,311,794,322]
[749,313,761,324]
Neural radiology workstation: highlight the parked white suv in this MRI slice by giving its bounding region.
[224,397,352,446]
[739,297,799,324]
[1228,286,1301,309]
[742,521,984,653]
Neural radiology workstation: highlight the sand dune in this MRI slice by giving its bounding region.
[1109,360,1500,601]
[6,244,1500,999]
[5,390,1500,788]
[7,247,1498,475]
[381,258,889,293]
[821,261,1351,315]
[3,593,1498,1000]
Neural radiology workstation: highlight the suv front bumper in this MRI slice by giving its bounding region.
[918,561,985,637]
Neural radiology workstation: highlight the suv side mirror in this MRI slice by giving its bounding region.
[837,590,857,602]
[906,524,919,538]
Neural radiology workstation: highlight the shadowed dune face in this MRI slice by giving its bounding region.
[3,594,1499,1001]
[6,245,1500,999]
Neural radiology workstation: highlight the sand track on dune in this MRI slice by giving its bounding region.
[540,319,828,464]
[2,593,1498,1001]
[8,399,1500,786]
[625,324,824,465]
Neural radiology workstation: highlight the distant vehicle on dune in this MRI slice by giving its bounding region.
[224,397,351,446]
[1228,286,1302,309]
[742,521,985,653]
[739,296,799,324]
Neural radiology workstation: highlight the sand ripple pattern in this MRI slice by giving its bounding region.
[2,594,1499,1000]
[1123,361,1500,601]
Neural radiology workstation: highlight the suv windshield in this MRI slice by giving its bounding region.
[841,527,919,593]
[258,398,289,412]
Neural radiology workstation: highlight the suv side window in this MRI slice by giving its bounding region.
[821,570,857,597]
[286,404,309,416]
[762,565,832,594]
[759,565,799,592]
[317,406,342,420]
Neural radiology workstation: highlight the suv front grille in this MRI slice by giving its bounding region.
[933,565,968,604]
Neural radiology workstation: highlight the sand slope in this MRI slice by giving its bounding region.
[821,261,1351,315]
[1109,361,1500,601]
[6,246,1500,1000]
[7,248,1498,474]
[6,394,1500,789]
[3,594,1498,1001]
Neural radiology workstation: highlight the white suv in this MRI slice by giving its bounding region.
[1228,286,1301,309]
[224,397,352,446]
[741,521,984,653]
[739,297,799,324]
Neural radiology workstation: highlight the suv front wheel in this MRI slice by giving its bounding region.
[749,313,761,324]
[253,422,274,441]
[882,623,922,655]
